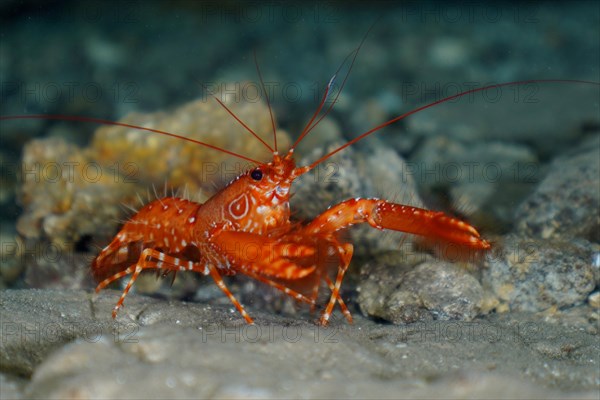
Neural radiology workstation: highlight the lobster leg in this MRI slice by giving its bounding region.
[143,256,316,305]
[94,248,197,318]
[238,268,315,305]
[95,247,255,323]
[305,198,490,325]
[309,267,322,314]
[96,245,317,323]
[307,265,352,322]
[324,275,353,323]
[317,241,353,326]
[206,263,254,324]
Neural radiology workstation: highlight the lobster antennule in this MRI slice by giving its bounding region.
[196,79,275,153]
[254,49,278,153]
[0,114,266,165]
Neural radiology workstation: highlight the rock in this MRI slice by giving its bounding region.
[589,292,600,309]
[406,85,599,159]
[0,152,17,214]
[23,250,95,290]
[514,136,600,242]
[539,304,599,335]
[427,37,471,69]
[0,372,27,400]
[2,289,600,398]
[357,252,487,324]
[482,234,597,312]
[0,232,24,285]
[409,136,537,222]
[350,97,388,133]
[0,289,129,376]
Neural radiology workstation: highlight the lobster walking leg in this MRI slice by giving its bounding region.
[95,248,196,318]
[324,275,353,323]
[240,268,316,305]
[317,241,353,326]
[96,245,319,323]
[97,246,255,323]
[206,263,254,324]
[307,263,352,322]
[144,256,317,305]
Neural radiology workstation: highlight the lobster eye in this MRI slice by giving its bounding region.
[250,168,263,181]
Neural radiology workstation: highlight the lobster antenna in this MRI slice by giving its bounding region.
[291,18,379,150]
[307,79,600,170]
[196,79,274,152]
[289,72,339,151]
[254,49,278,153]
[0,114,265,165]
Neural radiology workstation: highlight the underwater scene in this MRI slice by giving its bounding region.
[1,1,599,398]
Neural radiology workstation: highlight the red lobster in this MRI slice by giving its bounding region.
[92,148,490,325]
[88,51,494,326]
